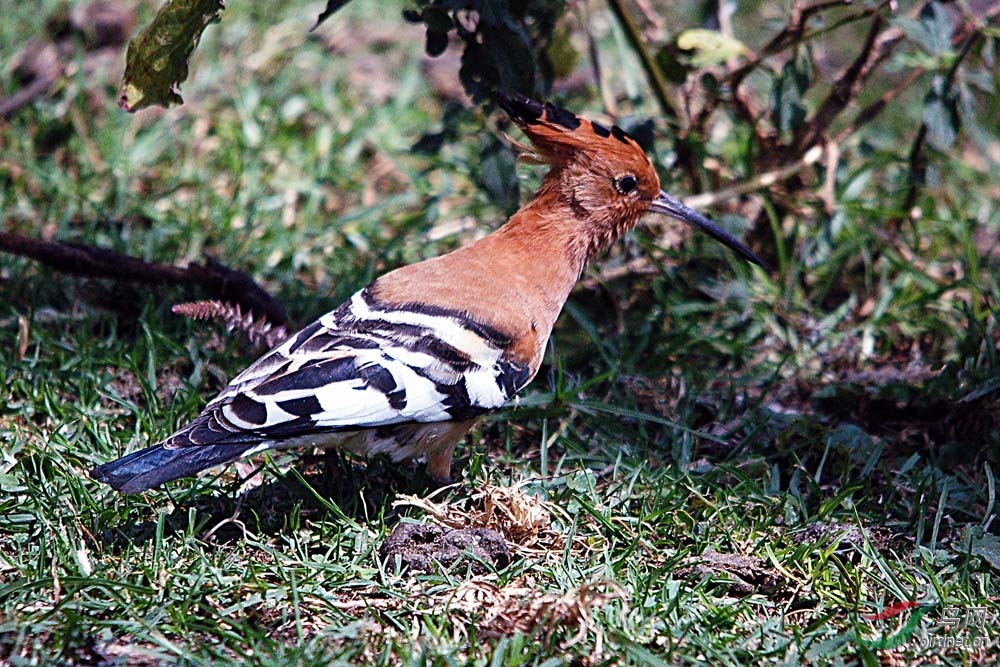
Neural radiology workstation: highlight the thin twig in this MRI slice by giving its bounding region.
[791,14,886,157]
[832,68,925,144]
[681,144,824,210]
[727,0,884,90]
[891,26,985,229]
[0,74,58,120]
[578,3,614,115]
[791,1,998,158]
[670,0,997,250]
[819,141,841,214]
[605,0,687,131]
[698,1,889,160]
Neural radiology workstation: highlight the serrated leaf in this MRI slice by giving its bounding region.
[893,2,953,56]
[314,0,352,29]
[676,28,748,69]
[477,134,519,215]
[118,0,225,112]
[772,52,810,136]
[922,76,960,150]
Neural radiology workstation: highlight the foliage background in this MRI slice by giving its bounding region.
[1,0,999,665]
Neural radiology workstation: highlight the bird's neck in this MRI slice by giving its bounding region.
[367,171,635,371]
[498,181,596,272]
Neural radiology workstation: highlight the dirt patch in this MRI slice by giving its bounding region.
[379,523,511,575]
[449,578,625,645]
[794,520,892,559]
[393,482,566,556]
[106,367,188,408]
[676,548,785,597]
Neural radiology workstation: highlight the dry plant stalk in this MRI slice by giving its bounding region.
[393,483,562,556]
[451,578,627,650]
[172,300,290,349]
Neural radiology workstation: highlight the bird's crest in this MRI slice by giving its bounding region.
[495,91,765,269]
[496,91,651,169]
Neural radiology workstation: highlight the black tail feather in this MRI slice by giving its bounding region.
[90,442,260,494]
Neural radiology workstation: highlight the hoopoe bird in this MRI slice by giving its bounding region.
[91,92,764,494]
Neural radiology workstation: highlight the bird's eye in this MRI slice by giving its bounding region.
[614,174,639,195]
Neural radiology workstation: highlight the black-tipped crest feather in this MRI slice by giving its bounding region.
[496,90,544,124]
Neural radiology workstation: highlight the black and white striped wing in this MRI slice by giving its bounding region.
[164,289,531,448]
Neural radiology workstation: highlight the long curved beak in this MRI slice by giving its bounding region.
[649,190,766,268]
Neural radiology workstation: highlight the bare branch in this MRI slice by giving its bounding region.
[795,2,1000,158]
[889,25,985,229]
[0,231,287,326]
[0,73,58,120]
[606,0,688,131]
[682,144,825,210]
[727,0,886,91]
[791,14,886,157]
[696,1,890,159]
[833,68,925,144]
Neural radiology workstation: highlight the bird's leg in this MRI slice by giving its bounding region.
[421,418,478,484]
[426,441,456,485]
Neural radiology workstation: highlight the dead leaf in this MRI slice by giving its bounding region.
[119,0,225,111]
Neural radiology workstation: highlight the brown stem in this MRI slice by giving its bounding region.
[793,2,999,158]
[890,26,984,229]
[699,1,889,163]
[791,14,886,157]
[833,68,925,144]
[727,0,885,91]
[0,74,58,120]
[605,0,687,131]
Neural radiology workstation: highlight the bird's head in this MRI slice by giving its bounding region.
[496,91,765,268]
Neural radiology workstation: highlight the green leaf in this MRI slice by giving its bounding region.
[118,0,225,112]
[922,76,960,150]
[655,43,691,85]
[958,525,1000,569]
[676,28,749,69]
[477,134,519,216]
[772,51,810,136]
[425,29,449,57]
[421,6,454,35]
[314,0,353,29]
[411,0,563,102]
[919,2,953,55]
[893,2,953,56]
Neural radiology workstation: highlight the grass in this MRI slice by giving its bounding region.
[2,0,999,665]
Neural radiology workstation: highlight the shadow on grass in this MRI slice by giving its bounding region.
[92,452,446,550]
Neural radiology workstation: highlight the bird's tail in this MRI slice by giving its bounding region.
[90,442,260,494]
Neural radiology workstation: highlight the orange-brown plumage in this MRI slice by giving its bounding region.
[374,94,669,378]
[91,92,763,494]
